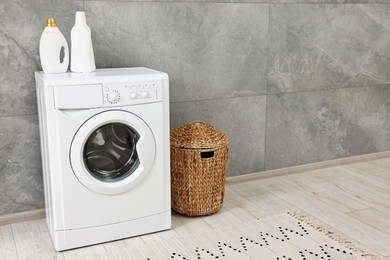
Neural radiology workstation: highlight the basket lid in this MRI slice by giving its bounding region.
[170,121,229,149]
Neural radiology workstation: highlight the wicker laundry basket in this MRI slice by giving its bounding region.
[170,121,229,216]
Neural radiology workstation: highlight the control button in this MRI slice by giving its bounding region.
[107,91,120,104]
[141,91,149,98]
[130,92,138,99]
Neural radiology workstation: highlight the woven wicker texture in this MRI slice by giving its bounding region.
[170,121,229,216]
[170,121,229,149]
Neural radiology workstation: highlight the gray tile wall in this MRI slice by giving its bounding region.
[1,0,389,215]
[0,0,83,215]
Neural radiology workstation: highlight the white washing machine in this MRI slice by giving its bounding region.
[35,67,171,251]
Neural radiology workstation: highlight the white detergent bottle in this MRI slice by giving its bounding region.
[71,11,96,73]
[39,18,69,73]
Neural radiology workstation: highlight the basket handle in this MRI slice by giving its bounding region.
[200,150,214,159]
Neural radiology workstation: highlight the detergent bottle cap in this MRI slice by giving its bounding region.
[75,11,87,26]
[45,18,57,27]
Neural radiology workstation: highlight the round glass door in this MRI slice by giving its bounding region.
[83,123,140,182]
[70,110,156,195]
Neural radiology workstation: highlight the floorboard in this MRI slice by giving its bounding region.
[11,219,65,260]
[0,225,18,260]
[348,208,390,236]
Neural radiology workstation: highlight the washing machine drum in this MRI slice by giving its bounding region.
[70,110,156,195]
[84,123,140,182]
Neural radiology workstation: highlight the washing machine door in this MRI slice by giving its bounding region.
[70,110,156,195]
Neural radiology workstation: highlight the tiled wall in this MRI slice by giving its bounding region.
[1,0,389,215]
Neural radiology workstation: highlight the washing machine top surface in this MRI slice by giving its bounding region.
[35,67,168,86]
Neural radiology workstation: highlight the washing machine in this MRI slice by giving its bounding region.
[35,67,171,251]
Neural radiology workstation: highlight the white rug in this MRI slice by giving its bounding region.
[84,212,378,260]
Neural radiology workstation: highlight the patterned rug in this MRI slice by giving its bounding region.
[83,212,378,260]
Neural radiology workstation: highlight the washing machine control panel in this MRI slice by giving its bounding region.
[103,80,163,106]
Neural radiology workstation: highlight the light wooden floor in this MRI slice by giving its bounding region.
[0,157,389,260]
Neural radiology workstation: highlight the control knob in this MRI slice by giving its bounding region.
[107,91,120,104]
[130,92,138,99]
[141,91,150,98]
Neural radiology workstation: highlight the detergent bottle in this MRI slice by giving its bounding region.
[71,11,96,73]
[39,18,69,73]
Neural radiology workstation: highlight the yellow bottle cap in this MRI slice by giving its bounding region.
[45,18,57,27]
